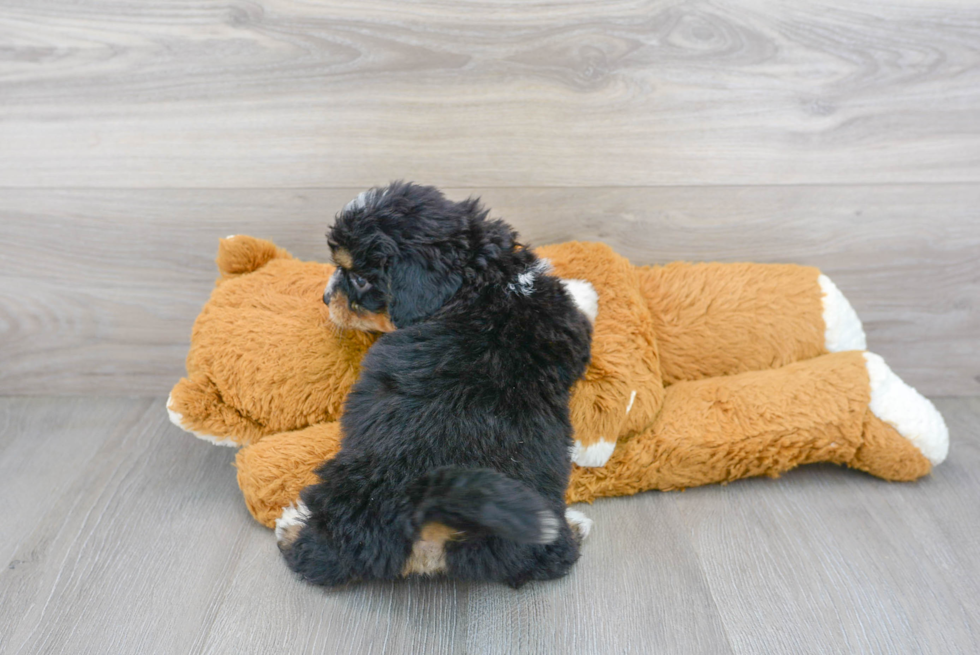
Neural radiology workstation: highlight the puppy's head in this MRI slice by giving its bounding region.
[324,182,505,331]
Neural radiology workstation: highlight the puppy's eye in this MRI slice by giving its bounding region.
[350,274,372,293]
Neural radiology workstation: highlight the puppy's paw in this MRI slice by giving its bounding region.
[565,508,593,542]
[275,501,310,550]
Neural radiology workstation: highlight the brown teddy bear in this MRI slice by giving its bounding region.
[168,235,948,529]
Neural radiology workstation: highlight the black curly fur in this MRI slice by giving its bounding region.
[281,182,592,588]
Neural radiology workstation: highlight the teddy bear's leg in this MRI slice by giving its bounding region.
[167,375,272,447]
[566,350,946,503]
[236,422,344,528]
[851,413,934,482]
[637,262,866,384]
[858,352,948,469]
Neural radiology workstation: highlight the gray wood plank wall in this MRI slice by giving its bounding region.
[1,0,978,396]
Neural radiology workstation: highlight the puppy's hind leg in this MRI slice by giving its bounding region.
[515,521,582,587]
[276,502,355,587]
[275,501,312,549]
[564,507,594,542]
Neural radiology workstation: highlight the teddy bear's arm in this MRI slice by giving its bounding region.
[637,262,865,385]
[168,374,273,447]
[538,241,667,468]
[566,350,946,504]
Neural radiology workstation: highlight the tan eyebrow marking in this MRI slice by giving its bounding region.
[333,247,353,269]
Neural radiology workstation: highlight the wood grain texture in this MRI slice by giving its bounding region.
[0,0,978,187]
[0,398,250,655]
[0,397,143,568]
[1,186,977,396]
[1,396,979,654]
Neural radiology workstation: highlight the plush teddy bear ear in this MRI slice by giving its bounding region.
[385,253,462,329]
[215,235,293,281]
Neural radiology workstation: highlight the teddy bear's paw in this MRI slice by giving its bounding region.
[570,438,616,467]
[275,501,311,550]
[864,352,949,465]
[819,274,867,352]
[565,508,594,542]
[166,393,240,447]
[560,279,599,324]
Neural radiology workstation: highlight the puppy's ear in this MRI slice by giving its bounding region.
[386,254,462,328]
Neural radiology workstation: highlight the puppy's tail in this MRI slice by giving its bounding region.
[409,467,561,544]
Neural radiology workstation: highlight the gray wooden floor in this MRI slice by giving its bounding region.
[1,395,977,655]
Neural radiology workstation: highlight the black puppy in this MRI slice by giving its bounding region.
[276,182,596,587]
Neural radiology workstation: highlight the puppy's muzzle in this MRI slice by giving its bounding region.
[323,275,396,333]
[323,270,340,306]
